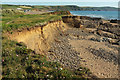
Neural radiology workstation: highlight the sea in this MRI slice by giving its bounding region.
[70,11,119,20]
[1,2,120,20]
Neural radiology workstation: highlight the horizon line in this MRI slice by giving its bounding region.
[1,1,119,2]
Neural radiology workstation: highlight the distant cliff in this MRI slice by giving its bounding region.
[47,5,118,11]
[2,4,119,11]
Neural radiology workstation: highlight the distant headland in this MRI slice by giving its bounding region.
[2,4,119,11]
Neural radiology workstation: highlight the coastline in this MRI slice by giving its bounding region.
[70,11,119,20]
[1,4,120,78]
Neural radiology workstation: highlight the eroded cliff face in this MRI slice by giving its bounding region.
[7,20,68,54]
[7,15,120,54]
[62,16,102,28]
[62,16,120,40]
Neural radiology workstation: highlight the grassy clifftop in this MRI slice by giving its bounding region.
[2,10,65,32]
[1,9,92,79]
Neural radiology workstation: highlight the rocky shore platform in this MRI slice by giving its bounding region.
[46,16,120,78]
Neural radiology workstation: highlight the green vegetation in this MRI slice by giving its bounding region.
[1,5,20,9]
[2,37,91,79]
[2,9,62,32]
[1,5,92,79]
[48,6,118,11]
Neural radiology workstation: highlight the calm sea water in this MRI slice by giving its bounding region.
[70,11,119,20]
[1,2,119,20]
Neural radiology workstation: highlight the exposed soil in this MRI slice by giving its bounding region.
[7,15,119,78]
[47,27,119,78]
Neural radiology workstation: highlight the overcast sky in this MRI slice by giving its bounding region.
[1,0,120,2]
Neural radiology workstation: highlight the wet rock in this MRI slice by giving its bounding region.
[88,48,118,65]
[110,19,120,23]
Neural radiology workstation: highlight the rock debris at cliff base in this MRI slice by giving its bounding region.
[47,27,119,78]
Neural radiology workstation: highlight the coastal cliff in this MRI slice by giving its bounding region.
[7,20,68,54]
[6,15,120,54]
[2,3,119,78]
[4,14,119,78]
[62,15,120,42]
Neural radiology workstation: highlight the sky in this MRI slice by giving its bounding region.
[1,0,120,7]
[1,0,120,2]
